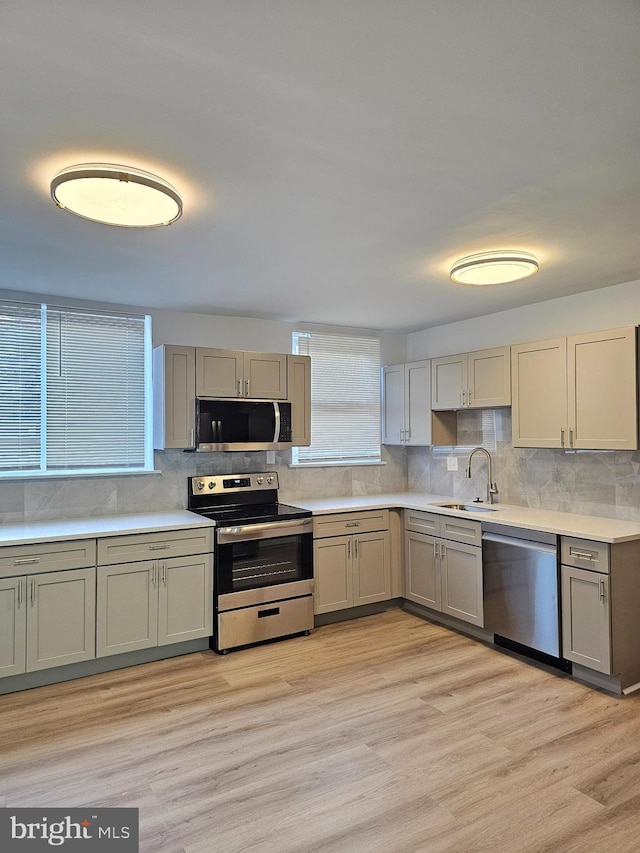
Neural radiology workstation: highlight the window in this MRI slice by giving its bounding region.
[292,331,381,465]
[0,300,152,477]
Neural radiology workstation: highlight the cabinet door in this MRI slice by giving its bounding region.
[26,569,96,672]
[313,537,352,614]
[440,541,483,627]
[0,576,26,677]
[288,355,312,446]
[381,364,405,445]
[511,338,567,448]
[196,348,243,398]
[431,354,466,410]
[568,327,638,450]
[244,352,288,399]
[157,554,213,646]
[405,360,432,445]
[561,565,611,674]
[404,531,440,610]
[96,561,158,657]
[468,347,511,408]
[153,345,196,450]
[353,531,391,606]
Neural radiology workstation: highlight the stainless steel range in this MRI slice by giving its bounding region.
[188,472,314,653]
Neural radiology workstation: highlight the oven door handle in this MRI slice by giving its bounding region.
[217,518,312,543]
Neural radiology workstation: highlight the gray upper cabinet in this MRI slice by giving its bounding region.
[287,355,311,446]
[431,347,511,411]
[196,348,287,399]
[382,360,432,446]
[153,345,196,450]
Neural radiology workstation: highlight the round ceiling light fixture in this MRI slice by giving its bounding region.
[50,163,183,227]
[450,251,539,286]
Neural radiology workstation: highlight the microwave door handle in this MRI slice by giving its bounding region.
[273,403,280,442]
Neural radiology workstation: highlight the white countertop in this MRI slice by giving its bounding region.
[284,492,640,543]
[0,511,214,547]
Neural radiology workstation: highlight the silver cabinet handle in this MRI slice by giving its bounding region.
[467,389,472,407]
[441,544,446,559]
[345,522,360,528]
[151,563,157,587]
[14,557,40,565]
[570,549,595,561]
[245,378,250,397]
[189,427,195,448]
[18,579,23,606]
[600,578,606,601]
[400,429,405,442]
[161,562,167,585]
[354,538,358,558]
[30,578,35,605]
[237,379,242,397]
[405,428,411,441]
[149,544,170,551]
[569,427,574,448]
[347,540,351,559]
[433,541,438,559]
[560,428,565,448]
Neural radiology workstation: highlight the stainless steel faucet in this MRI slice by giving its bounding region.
[465,447,499,505]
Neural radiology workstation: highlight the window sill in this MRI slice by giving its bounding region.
[289,461,386,469]
[0,469,161,482]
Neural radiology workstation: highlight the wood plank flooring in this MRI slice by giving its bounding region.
[2,609,640,852]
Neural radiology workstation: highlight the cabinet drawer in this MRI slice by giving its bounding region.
[0,539,96,578]
[440,516,482,546]
[404,509,439,536]
[97,527,213,565]
[313,510,389,539]
[217,595,313,651]
[561,537,609,573]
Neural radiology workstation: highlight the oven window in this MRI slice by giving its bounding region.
[217,533,313,594]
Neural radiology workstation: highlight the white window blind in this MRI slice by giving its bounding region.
[0,299,151,477]
[293,331,381,465]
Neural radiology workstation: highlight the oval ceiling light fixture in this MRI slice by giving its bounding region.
[50,163,183,227]
[450,251,539,286]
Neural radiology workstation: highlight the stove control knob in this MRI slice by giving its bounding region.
[267,476,274,484]
[196,479,205,491]
[208,481,215,489]
[256,477,264,485]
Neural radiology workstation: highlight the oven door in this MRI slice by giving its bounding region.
[215,518,313,602]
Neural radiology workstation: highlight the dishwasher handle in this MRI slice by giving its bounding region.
[482,532,558,555]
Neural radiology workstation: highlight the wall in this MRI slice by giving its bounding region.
[0,289,407,523]
[406,277,640,522]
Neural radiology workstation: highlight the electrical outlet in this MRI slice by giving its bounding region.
[446,456,458,472]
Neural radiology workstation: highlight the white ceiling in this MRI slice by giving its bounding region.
[3,0,640,332]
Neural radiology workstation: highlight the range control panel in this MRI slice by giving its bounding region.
[191,472,279,494]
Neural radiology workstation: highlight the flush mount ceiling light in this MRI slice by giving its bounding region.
[450,251,539,286]
[50,163,183,227]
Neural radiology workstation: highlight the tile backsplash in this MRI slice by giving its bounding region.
[3,410,640,523]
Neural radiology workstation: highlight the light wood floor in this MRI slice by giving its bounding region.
[2,609,640,852]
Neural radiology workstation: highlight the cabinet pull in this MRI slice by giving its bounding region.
[355,539,358,558]
[161,562,167,585]
[189,428,195,447]
[467,389,472,407]
[348,540,351,559]
[441,544,446,559]
[14,557,40,565]
[405,428,411,441]
[18,579,23,606]
[570,549,594,561]
[600,578,606,601]
[345,522,360,528]
[30,578,35,605]
[151,563,157,587]
[569,428,574,448]
[245,378,250,396]
[149,544,170,551]
[237,379,242,397]
[560,428,565,448]
[433,542,438,559]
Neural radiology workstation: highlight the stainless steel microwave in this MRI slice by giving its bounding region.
[195,398,292,451]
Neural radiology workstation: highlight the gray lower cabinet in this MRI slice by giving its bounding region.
[561,564,611,674]
[97,553,213,657]
[0,568,96,676]
[404,510,483,628]
[313,511,391,615]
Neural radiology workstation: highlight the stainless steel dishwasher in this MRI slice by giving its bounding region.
[482,522,570,670]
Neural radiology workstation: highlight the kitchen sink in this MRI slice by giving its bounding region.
[431,501,498,513]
